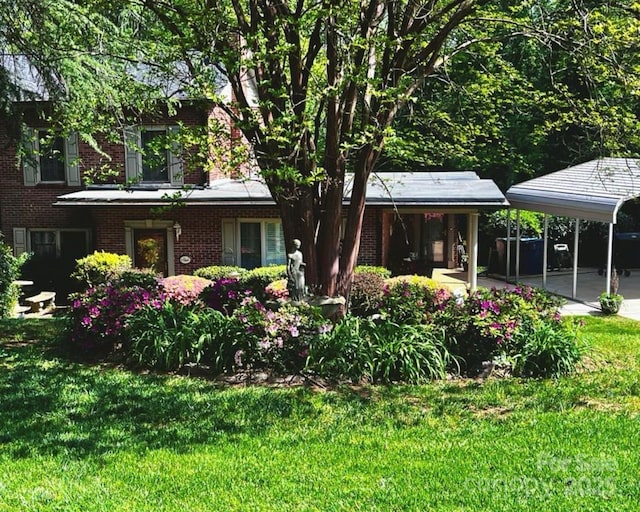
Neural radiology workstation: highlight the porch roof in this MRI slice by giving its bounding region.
[54,171,508,209]
[506,158,640,223]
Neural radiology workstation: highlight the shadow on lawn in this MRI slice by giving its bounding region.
[0,319,314,459]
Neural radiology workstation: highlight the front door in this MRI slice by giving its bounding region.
[134,229,168,276]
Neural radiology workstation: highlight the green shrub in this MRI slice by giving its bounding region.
[240,265,287,301]
[349,271,386,317]
[355,265,391,279]
[0,242,29,318]
[118,268,160,289]
[71,251,132,289]
[193,265,246,281]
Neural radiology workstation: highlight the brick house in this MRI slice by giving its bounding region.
[0,65,508,301]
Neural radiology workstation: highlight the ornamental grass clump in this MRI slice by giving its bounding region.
[307,316,453,384]
[127,301,236,370]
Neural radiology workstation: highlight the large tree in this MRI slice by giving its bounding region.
[126,0,494,299]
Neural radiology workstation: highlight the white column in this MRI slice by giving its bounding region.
[515,209,521,282]
[543,214,548,289]
[572,218,580,299]
[606,223,614,295]
[467,213,479,292]
[506,210,512,280]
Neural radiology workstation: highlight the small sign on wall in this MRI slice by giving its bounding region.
[179,255,192,264]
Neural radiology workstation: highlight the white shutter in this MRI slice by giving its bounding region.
[13,228,27,256]
[123,126,141,182]
[23,128,39,186]
[167,125,183,186]
[64,132,81,186]
[221,219,236,265]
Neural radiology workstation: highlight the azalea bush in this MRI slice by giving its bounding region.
[265,278,288,301]
[200,277,252,315]
[429,285,576,375]
[67,281,165,354]
[380,275,451,324]
[231,297,331,374]
[349,271,386,317]
[160,274,212,305]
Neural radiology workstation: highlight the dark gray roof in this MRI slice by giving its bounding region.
[506,158,640,223]
[1,54,222,101]
[55,171,508,209]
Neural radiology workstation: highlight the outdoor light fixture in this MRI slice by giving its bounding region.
[173,222,182,241]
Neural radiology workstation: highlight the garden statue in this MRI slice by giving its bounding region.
[287,238,306,302]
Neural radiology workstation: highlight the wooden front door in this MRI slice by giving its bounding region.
[134,229,168,276]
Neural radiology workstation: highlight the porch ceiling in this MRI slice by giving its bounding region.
[506,158,640,223]
[54,171,509,209]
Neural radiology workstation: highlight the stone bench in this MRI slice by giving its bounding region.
[24,291,56,313]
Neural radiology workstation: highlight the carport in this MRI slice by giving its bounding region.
[505,157,640,299]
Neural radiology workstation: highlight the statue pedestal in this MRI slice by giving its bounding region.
[306,295,346,317]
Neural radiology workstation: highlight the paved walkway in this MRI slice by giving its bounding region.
[432,268,640,321]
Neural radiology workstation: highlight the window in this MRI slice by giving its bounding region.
[38,131,66,182]
[223,219,286,269]
[26,230,90,259]
[22,129,81,186]
[141,129,169,182]
[124,126,183,186]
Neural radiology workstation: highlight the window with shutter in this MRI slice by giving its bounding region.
[23,129,81,186]
[124,126,182,185]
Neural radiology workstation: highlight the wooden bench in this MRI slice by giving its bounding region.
[25,291,56,313]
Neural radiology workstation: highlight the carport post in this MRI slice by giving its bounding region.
[543,214,548,289]
[572,218,580,299]
[606,223,614,296]
[515,209,521,282]
[506,210,511,281]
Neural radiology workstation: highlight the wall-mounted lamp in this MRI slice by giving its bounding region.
[173,222,182,241]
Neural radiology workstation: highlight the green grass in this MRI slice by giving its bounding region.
[1,316,639,511]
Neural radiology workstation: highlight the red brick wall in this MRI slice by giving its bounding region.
[91,205,381,274]
[0,103,211,246]
[0,102,383,271]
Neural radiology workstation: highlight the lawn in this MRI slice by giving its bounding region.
[0,316,639,511]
